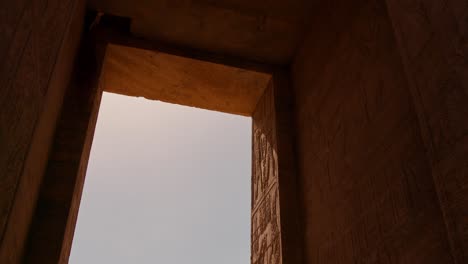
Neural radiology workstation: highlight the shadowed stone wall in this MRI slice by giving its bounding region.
[386,0,468,261]
[0,0,84,262]
[292,0,456,263]
[22,27,106,263]
[1,0,466,263]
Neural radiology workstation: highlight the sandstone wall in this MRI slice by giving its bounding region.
[292,0,456,262]
[0,0,84,262]
[386,0,468,261]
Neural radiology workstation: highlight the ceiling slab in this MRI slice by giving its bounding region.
[88,0,313,64]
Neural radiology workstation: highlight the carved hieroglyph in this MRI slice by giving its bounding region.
[251,84,281,264]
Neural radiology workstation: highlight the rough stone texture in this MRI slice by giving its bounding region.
[386,0,468,262]
[23,27,107,264]
[88,0,314,64]
[252,82,282,264]
[251,73,301,264]
[102,44,271,116]
[0,0,84,262]
[1,0,466,263]
[292,0,454,263]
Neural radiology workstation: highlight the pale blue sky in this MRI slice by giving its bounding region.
[69,92,251,264]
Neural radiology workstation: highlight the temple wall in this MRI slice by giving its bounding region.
[291,0,457,262]
[386,0,468,261]
[1,0,466,262]
[0,0,84,262]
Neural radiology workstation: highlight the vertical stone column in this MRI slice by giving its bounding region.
[273,72,302,264]
[251,71,301,264]
[252,81,281,264]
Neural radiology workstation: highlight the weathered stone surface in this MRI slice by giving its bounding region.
[1,0,467,263]
[102,44,271,116]
[23,25,107,263]
[292,0,454,262]
[386,0,468,261]
[252,83,282,264]
[0,0,84,262]
[251,74,301,264]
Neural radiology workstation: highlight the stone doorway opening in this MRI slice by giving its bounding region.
[69,92,252,263]
[24,25,301,263]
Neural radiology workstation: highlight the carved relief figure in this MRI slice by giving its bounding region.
[253,129,278,207]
